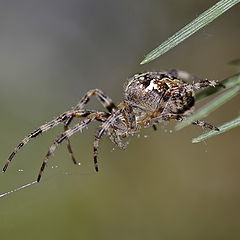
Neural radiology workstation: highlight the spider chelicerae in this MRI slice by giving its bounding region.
[3,70,221,182]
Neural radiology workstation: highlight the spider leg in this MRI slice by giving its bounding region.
[74,89,117,112]
[168,70,224,89]
[191,79,220,90]
[64,111,110,165]
[192,120,219,131]
[152,124,157,131]
[121,103,136,130]
[3,110,103,172]
[37,119,91,182]
[37,112,109,182]
[63,89,117,165]
[158,113,219,131]
[168,69,204,82]
[93,101,137,170]
[157,90,218,131]
[93,109,123,172]
[64,125,78,165]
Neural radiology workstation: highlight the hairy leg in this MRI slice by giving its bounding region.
[168,69,224,90]
[93,101,141,171]
[3,110,107,172]
[156,113,219,131]
[93,108,123,172]
[191,79,220,90]
[192,120,219,131]
[74,89,117,112]
[64,89,117,163]
[64,125,79,165]
[37,112,109,182]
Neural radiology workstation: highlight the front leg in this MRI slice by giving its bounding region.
[168,69,224,90]
[192,120,219,131]
[191,79,220,90]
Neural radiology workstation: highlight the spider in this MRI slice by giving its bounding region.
[3,70,221,182]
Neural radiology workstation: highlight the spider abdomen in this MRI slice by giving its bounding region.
[125,72,195,115]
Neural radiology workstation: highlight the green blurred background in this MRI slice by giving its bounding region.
[0,0,240,239]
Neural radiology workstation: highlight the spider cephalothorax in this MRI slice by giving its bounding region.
[3,70,220,182]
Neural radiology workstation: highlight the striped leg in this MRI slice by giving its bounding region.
[64,89,117,164]
[64,111,110,165]
[74,89,117,112]
[2,110,103,172]
[192,120,219,131]
[64,125,79,165]
[93,108,124,172]
[191,79,220,90]
[37,112,109,182]
[157,113,219,131]
[168,70,224,90]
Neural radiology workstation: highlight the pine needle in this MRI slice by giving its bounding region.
[140,0,240,64]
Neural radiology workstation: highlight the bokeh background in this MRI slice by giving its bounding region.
[0,0,240,239]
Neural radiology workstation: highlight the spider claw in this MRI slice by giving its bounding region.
[72,157,79,165]
[2,164,8,172]
[94,155,99,172]
[37,175,41,182]
[152,125,157,131]
[37,161,47,182]
[216,82,226,88]
[66,138,80,165]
